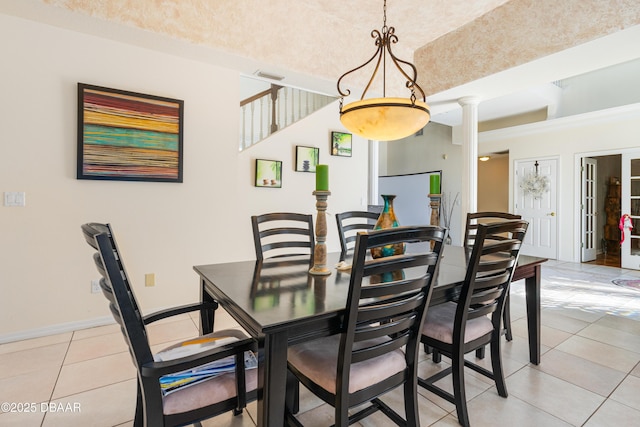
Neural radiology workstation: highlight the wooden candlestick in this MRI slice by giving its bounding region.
[428,193,441,250]
[309,190,332,276]
[428,193,441,226]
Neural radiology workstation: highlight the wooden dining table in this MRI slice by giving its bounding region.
[194,245,547,426]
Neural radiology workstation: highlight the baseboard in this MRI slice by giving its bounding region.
[0,316,116,344]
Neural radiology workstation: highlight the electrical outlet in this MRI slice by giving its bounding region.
[91,279,101,294]
[145,273,155,287]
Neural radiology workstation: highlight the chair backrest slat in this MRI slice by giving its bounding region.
[464,212,522,248]
[335,210,380,260]
[357,292,425,324]
[360,275,428,299]
[251,213,314,260]
[352,332,411,364]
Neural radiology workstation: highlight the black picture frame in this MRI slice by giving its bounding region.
[295,146,320,172]
[255,159,282,188]
[331,131,352,157]
[77,83,184,183]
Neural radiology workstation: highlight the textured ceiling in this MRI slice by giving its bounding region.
[38,0,510,92]
[4,0,640,123]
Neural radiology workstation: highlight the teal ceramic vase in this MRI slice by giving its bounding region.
[371,194,406,258]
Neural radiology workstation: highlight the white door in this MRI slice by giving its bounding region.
[621,151,640,270]
[514,158,558,259]
[581,158,597,262]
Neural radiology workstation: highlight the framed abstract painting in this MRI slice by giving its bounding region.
[77,83,184,182]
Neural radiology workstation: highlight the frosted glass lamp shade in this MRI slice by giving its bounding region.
[339,97,430,141]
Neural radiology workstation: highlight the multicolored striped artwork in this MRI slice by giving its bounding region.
[77,83,184,182]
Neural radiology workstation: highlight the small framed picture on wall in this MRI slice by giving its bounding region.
[255,159,282,188]
[331,131,352,157]
[295,146,319,172]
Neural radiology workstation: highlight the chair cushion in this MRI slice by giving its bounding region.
[287,334,406,394]
[421,302,493,344]
[163,368,257,415]
[158,329,257,415]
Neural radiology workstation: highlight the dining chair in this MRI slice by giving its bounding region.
[251,212,315,260]
[465,211,522,345]
[285,225,447,426]
[335,210,380,260]
[463,211,522,248]
[418,220,528,427]
[81,223,257,427]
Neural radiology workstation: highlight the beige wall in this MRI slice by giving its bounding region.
[477,155,509,212]
[0,14,369,340]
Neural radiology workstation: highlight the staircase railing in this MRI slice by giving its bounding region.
[240,84,336,150]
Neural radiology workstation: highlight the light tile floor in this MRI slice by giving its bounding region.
[1,259,639,426]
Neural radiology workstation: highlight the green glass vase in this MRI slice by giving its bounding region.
[371,194,406,258]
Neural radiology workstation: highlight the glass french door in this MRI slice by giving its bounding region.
[581,158,597,262]
[621,151,640,269]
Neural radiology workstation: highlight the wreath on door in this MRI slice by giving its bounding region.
[520,161,550,200]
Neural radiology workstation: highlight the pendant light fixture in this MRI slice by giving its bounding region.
[337,0,430,141]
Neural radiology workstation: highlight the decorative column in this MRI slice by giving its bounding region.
[309,190,332,275]
[459,96,480,238]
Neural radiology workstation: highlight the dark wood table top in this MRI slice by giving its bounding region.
[193,246,547,338]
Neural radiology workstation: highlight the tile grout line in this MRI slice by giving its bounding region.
[41,331,75,427]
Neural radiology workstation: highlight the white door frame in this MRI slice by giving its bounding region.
[573,149,634,263]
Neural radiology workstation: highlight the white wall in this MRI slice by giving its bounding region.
[0,14,369,340]
[381,122,464,243]
[556,59,640,118]
[381,104,640,260]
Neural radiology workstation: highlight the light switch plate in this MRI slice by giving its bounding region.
[4,192,26,207]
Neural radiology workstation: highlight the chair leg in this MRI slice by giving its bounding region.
[285,370,300,415]
[403,374,420,427]
[423,343,432,354]
[134,382,143,427]
[490,336,508,397]
[475,346,486,359]
[451,348,470,427]
[335,403,349,427]
[503,293,513,341]
[432,348,442,363]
